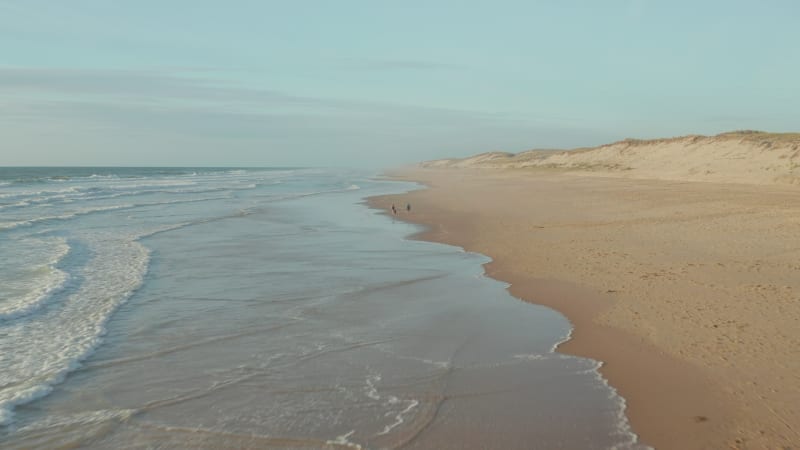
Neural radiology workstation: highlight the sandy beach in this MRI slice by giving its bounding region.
[370,150,800,449]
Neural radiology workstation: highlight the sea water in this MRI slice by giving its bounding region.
[0,167,645,449]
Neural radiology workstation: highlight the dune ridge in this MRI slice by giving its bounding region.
[423,131,800,185]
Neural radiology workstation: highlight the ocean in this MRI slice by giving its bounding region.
[0,167,643,449]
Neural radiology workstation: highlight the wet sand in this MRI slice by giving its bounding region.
[370,167,800,449]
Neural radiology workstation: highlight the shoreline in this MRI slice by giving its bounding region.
[368,167,800,449]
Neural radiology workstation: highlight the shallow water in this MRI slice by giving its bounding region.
[0,167,643,449]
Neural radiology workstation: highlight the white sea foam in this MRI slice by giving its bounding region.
[583,359,650,450]
[0,237,71,321]
[362,373,420,438]
[0,232,150,425]
[364,374,382,400]
[512,353,548,361]
[0,168,317,426]
[377,399,419,436]
[0,204,135,231]
[325,430,362,449]
[0,186,82,200]
[0,193,236,232]
[0,199,32,210]
[105,180,197,189]
[0,179,207,208]
[5,400,136,435]
[550,323,574,353]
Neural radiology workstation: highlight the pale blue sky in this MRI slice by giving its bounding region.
[1,1,798,167]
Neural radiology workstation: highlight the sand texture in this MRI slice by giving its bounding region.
[371,156,800,449]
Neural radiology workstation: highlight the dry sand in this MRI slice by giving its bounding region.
[370,165,800,449]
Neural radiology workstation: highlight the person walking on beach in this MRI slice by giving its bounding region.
[391,204,397,215]
[406,203,411,212]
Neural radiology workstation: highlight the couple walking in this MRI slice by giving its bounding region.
[391,203,411,215]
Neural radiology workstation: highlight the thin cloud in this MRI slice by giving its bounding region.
[0,66,529,123]
[338,58,462,71]
[0,66,485,117]
[0,66,313,107]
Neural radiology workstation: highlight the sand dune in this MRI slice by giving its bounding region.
[423,131,800,185]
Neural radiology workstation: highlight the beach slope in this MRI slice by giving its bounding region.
[371,132,800,449]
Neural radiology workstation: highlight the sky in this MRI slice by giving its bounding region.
[1,0,799,168]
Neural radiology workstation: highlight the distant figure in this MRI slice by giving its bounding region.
[406,203,411,212]
[391,204,397,215]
